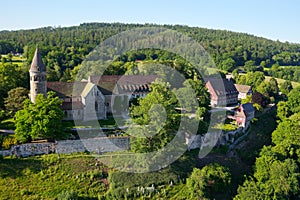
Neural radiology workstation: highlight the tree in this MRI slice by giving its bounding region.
[272,112,300,147]
[287,86,300,114]
[184,79,210,108]
[256,82,271,97]
[269,78,279,96]
[279,81,293,95]
[235,111,300,200]
[7,53,12,63]
[260,60,266,68]
[186,163,231,199]
[244,60,256,72]
[276,101,289,121]
[246,71,265,90]
[0,63,24,108]
[4,87,29,115]
[128,80,178,153]
[219,57,236,72]
[15,91,66,143]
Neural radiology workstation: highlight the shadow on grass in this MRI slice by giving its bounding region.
[0,157,44,179]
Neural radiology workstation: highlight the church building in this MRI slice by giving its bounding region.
[29,48,157,121]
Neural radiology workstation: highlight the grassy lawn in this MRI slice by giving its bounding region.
[1,54,26,66]
[62,116,128,129]
[0,153,107,199]
[265,75,300,88]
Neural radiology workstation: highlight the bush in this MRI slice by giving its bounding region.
[2,135,17,149]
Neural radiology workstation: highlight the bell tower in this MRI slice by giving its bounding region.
[29,48,47,103]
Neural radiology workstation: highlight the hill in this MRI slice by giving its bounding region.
[0,22,300,82]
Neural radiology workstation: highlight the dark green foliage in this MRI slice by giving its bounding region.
[0,63,28,108]
[267,66,300,83]
[4,87,29,115]
[244,60,256,72]
[186,163,231,199]
[277,86,300,120]
[1,22,300,82]
[236,71,265,91]
[129,80,178,153]
[235,104,300,199]
[14,91,66,143]
[279,80,293,95]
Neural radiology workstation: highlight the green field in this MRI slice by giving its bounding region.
[1,54,26,66]
[265,76,300,88]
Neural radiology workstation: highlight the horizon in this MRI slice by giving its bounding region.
[0,0,299,44]
[1,21,298,45]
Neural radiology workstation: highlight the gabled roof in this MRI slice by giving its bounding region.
[30,48,46,72]
[234,84,252,93]
[206,79,238,96]
[81,82,95,98]
[47,82,88,98]
[89,75,159,95]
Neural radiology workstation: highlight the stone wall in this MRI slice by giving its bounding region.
[186,126,247,150]
[9,142,55,157]
[0,137,130,157]
[56,137,130,154]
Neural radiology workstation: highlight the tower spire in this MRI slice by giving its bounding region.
[29,47,47,103]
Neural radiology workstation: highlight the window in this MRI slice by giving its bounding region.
[95,102,98,111]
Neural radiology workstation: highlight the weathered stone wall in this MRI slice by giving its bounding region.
[0,150,11,157]
[56,137,130,154]
[0,137,130,157]
[186,126,247,150]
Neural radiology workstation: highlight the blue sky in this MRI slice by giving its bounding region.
[1,0,300,43]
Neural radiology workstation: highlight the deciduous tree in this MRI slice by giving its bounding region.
[15,91,66,143]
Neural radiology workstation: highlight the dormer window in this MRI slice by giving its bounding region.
[37,67,40,71]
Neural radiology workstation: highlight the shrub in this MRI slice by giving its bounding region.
[2,135,17,149]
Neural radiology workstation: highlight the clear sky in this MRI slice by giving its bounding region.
[1,0,300,43]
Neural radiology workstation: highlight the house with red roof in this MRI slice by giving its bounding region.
[205,79,239,107]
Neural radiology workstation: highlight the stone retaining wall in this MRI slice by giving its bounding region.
[0,137,130,157]
[56,137,130,154]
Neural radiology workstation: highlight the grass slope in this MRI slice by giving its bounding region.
[0,154,107,199]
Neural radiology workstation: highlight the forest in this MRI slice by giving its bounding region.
[1,22,300,81]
